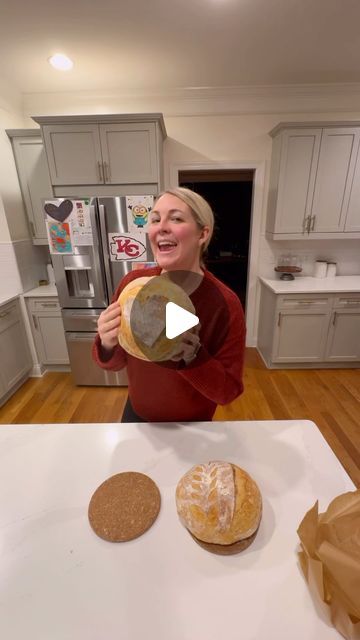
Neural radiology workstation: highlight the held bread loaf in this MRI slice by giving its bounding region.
[176,461,262,553]
[118,275,195,361]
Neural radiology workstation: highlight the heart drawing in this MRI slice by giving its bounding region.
[44,199,73,223]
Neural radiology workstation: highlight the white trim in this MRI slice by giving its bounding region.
[168,161,265,347]
[18,295,39,367]
[30,364,46,377]
[24,83,360,118]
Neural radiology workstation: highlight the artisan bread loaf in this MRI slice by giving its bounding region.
[176,461,262,550]
[118,275,195,361]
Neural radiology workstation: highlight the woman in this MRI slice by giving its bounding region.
[92,187,246,422]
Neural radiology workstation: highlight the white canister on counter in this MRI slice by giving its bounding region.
[314,260,327,278]
[326,262,337,278]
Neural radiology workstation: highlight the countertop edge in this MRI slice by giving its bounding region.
[23,284,58,298]
[0,294,19,307]
[259,276,360,294]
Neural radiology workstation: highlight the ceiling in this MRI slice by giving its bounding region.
[2,0,360,95]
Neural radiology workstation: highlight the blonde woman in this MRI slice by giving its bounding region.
[93,187,246,422]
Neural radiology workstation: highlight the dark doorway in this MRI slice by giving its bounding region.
[179,169,254,309]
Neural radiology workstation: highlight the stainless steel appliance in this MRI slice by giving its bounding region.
[45,196,155,385]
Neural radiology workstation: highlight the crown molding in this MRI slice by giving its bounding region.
[22,83,360,118]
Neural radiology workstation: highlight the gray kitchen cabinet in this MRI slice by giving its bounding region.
[325,295,360,361]
[257,285,360,367]
[33,114,166,188]
[6,130,53,244]
[41,124,102,186]
[267,128,321,235]
[27,297,69,365]
[344,142,360,232]
[310,128,360,232]
[270,295,331,363]
[0,298,32,407]
[99,123,158,184]
[267,122,360,239]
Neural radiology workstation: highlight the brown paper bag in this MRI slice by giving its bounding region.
[297,490,360,640]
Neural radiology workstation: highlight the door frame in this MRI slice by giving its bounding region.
[169,161,266,347]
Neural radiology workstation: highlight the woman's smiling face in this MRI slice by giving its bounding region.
[148,193,209,272]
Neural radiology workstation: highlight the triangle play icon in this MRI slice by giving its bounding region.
[165,302,199,340]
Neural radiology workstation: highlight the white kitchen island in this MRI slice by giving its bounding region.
[0,420,355,640]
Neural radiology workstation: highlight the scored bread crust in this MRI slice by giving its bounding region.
[176,461,262,546]
[118,275,195,361]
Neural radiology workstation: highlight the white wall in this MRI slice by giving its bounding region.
[0,81,24,297]
[22,85,360,343]
[0,81,29,241]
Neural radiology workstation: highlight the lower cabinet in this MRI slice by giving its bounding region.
[0,298,32,406]
[258,286,360,367]
[325,296,360,362]
[27,297,69,365]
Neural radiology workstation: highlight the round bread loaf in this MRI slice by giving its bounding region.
[176,461,262,552]
[118,275,196,361]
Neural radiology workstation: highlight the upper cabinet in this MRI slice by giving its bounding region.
[32,114,166,188]
[7,130,53,244]
[266,122,360,239]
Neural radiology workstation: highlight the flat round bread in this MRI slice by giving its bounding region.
[118,274,196,361]
[88,472,161,542]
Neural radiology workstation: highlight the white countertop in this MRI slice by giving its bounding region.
[260,275,360,294]
[0,293,19,307]
[0,420,355,640]
[23,283,58,297]
[0,284,58,307]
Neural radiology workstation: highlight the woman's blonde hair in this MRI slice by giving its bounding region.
[155,187,214,256]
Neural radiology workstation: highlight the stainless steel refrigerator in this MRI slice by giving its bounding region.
[43,196,155,386]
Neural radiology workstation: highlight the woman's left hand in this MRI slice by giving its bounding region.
[170,326,201,365]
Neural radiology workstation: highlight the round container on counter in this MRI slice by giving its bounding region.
[326,262,337,278]
[314,260,327,278]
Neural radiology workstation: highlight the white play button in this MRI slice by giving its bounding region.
[165,302,199,340]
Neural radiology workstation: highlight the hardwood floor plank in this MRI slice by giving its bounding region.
[317,370,360,425]
[321,411,360,468]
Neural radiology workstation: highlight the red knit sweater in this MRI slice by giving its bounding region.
[92,267,246,421]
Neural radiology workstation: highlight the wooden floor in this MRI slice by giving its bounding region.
[1,348,359,487]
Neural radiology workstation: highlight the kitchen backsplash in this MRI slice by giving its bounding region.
[0,242,22,297]
[0,240,48,297]
[260,237,360,278]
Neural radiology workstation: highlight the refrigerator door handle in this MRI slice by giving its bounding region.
[99,203,114,303]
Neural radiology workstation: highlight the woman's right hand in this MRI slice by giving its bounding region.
[97,302,122,352]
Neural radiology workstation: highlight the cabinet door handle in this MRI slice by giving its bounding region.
[332,311,337,326]
[41,303,58,308]
[29,221,35,237]
[278,312,281,326]
[103,161,111,182]
[97,161,104,182]
[303,216,309,233]
[0,310,10,318]
[32,314,38,330]
[311,215,316,231]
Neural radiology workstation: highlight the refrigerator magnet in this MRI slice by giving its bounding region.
[126,195,154,233]
[108,232,147,261]
[47,220,73,255]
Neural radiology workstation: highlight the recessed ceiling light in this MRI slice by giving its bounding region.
[48,53,73,71]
